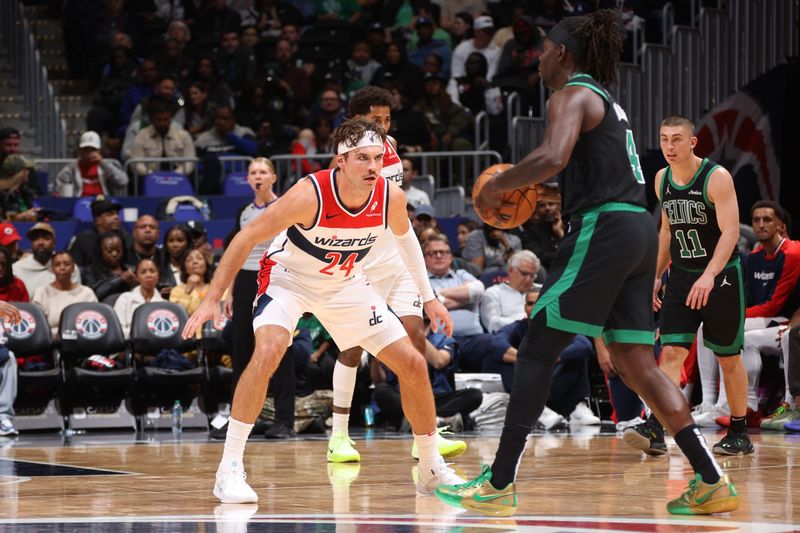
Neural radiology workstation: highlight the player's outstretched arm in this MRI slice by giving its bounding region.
[386,184,453,336]
[182,179,317,339]
[686,167,739,310]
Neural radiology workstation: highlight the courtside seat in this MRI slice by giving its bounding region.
[127,302,205,430]
[57,302,135,431]
[223,172,251,196]
[7,302,62,431]
[143,171,194,196]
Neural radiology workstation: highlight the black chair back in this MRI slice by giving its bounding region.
[4,302,52,357]
[130,302,196,355]
[58,303,126,363]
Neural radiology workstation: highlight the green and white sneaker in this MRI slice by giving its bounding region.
[760,403,800,431]
[411,426,467,460]
[666,473,739,515]
[435,465,518,517]
[327,431,360,463]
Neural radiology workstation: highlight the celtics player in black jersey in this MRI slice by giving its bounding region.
[435,11,739,516]
[624,116,753,456]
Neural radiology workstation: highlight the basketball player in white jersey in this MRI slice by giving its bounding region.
[327,86,466,463]
[183,118,464,504]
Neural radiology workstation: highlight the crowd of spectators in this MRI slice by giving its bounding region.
[50,0,678,193]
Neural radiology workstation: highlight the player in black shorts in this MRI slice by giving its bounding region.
[434,11,739,516]
[624,116,753,456]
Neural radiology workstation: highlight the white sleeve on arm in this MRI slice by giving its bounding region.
[393,221,436,302]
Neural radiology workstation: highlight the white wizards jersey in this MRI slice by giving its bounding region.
[362,138,405,280]
[257,168,389,296]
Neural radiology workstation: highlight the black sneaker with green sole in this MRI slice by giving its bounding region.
[623,420,668,456]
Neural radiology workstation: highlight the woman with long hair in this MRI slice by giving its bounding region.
[184,81,216,138]
[169,248,212,316]
[159,224,192,295]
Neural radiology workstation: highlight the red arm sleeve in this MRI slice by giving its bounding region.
[746,245,800,318]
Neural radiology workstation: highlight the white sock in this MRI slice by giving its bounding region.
[332,413,350,435]
[414,431,441,473]
[332,361,357,433]
[220,417,253,470]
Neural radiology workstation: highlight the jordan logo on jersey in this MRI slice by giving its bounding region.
[720,275,732,287]
[369,306,383,326]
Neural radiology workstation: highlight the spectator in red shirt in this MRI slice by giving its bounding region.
[0,243,28,302]
[54,132,128,197]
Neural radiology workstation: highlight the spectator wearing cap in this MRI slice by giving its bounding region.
[366,21,389,62]
[0,244,28,302]
[0,223,23,264]
[418,72,474,152]
[449,15,501,96]
[0,128,21,166]
[68,198,134,267]
[128,97,196,177]
[55,132,129,198]
[183,220,215,266]
[406,8,453,51]
[408,16,453,79]
[412,203,438,232]
[12,223,81,296]
[31,251,98,337]
[0,155,39,222]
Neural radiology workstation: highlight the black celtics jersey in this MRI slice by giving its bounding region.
[557,74,647,216]
[660,158,734,270]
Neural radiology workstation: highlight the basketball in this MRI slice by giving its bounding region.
[472,163,538,229]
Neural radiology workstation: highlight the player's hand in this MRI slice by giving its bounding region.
[597,350,617,377]
[777,324,789,349]
[223,295,233,320]
[423,298,453,337]
[686,273,715,310]
[653,277,663,312]
[475,173,515,224]
[182,297,221,339]
[0,301,21,323]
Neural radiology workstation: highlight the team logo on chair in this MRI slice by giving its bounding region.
[8,310,36,340]
[75,311,108,340]
[146,309,180,338]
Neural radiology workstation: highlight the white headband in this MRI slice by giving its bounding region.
[337,131,384,155]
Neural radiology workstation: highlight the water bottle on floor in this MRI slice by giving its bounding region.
[172,400,183,433]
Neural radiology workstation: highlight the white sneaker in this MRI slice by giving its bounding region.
[0,418,17,437]
[693,404,729,427]
[214,465,259,503]
[416,457,466,495]
[615,416,645,432]
[536,406,566,430]
[569,402,601,425]
[691,402,715,416]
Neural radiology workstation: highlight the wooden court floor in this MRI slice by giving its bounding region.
[0,427,799,532]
